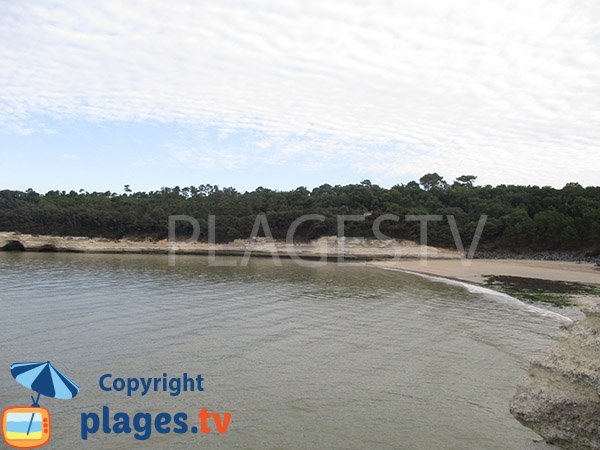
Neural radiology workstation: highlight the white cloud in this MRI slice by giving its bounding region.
[1,0,599,186]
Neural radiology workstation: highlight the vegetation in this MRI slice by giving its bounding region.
[483,275,600,307]
[1,174,599,253]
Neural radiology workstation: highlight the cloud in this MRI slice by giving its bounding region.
[1,0,599,186]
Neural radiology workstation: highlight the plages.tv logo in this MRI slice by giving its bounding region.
[1,361,80,449]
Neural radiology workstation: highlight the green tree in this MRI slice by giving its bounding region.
[455,175,477,186]
[419,173,448,191]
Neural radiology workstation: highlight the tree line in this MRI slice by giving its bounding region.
[1,174,599,254]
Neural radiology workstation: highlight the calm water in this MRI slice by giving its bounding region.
[0,253,562,449]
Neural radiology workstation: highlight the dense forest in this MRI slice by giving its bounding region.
[1,174,599,255]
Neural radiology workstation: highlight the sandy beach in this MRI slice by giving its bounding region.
[369,258,600,286]
[370,258,600,310]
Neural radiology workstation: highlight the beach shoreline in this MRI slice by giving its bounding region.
[3,230,598,309]
[369,259,600,310]
[368,258,600,286]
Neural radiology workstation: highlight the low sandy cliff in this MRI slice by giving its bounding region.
[0,231,459,260]
[510,301,600,449]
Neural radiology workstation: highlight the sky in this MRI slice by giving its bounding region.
[1,0,599,194]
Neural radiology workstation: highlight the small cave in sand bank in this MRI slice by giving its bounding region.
[37,244,58,252]
[1,240,26,251]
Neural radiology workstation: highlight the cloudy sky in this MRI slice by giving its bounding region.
[1,0,599,193]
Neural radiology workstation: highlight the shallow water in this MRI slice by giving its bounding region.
[0,253,561,449]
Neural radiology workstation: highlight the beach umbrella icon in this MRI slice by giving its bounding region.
[10,361,80,435]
